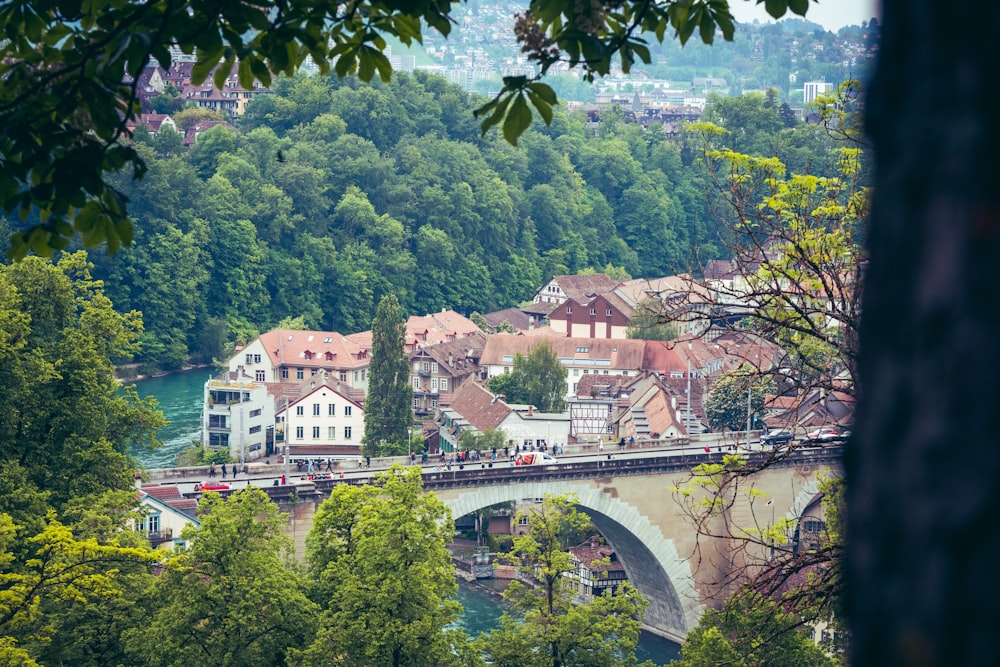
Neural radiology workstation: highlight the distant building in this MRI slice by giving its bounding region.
[136,485,200,550]
[803,81,834,104]
[275,375,365,461]
[202,370,275,462]
[566,536,628,602]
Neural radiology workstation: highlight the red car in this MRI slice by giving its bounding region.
[806,427,841,443]
[196,482,230,491]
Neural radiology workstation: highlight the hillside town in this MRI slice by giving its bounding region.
[204,266,854,466]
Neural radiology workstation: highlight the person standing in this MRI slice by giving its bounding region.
[366,455,371,469]
[232,465,238,480]
[210,463,216,478]
[280,474,286,485]
[221,462,227,478]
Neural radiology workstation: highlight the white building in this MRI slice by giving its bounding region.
[803,81,833,104]
[276,377,365,460]
[202,371,275,462]
[136,485,200,550]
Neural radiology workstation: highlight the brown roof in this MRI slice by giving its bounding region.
[414,333,487,379]
[641,341,687,374]
[346,310,482,352]
[480,335,647,369]
[258,329,370,371]
[447,382,512,432]
[569,537,626,573]
[550,274,621,303]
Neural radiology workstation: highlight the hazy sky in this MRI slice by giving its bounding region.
[729,0,879,31]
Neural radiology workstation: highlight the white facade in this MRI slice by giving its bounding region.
[278,382,365,456]
[499,410,571,451]
[202,375,275,462]
[136,494,199,550]
[803,81,833,104]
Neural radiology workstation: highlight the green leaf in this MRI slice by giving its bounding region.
[502,93,532,145]
[788,0,810,16]
[765,0,790,20]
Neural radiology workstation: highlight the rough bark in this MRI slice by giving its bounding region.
[849,1,1000,664]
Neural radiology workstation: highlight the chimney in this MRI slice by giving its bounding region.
[529,315,535,330]
[590,535,600,548]
[528,405,533,416]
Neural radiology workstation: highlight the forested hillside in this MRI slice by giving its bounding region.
[3,71,855,371]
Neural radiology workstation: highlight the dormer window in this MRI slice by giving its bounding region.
[325,351,335,361]
[566,306,572,314]
[304,350,314,360]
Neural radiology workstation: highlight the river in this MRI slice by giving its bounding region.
[135,369,682,663]
[131,368,213,468]
[454,579,680,664]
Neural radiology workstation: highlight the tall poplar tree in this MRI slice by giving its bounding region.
[363,294,412,457]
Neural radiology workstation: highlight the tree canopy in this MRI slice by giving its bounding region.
[299,466,470,667]
[487,339,567,413]
[363,294,413,457]
[0,0,817,258]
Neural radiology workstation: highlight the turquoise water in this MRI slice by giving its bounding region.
[129,368,212,468]
[134,371,682,663]
[454,579,680,664]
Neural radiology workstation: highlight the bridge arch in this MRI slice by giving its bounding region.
[440,480,702,641]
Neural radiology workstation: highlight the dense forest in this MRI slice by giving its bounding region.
[2,70,858,372]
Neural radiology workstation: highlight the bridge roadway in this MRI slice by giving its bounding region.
[153,442,843,642]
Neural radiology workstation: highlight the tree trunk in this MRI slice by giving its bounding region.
[850,1,1000,664]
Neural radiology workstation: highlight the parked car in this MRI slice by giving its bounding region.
[513,452,558,466]
[196,482,230,491]
[760,428,796,446]
[806,427,842,443]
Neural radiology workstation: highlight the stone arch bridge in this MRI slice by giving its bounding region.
[272,448,842,642]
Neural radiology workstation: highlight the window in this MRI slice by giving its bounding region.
[245,353,253,364]
[296,405,304,416]
[295,426,304,439]
[566,306,572,314]
[328,403,336,416]
[440,379,448,391]
[313,403,320,416]
[518,516,529,526]
[431,397,439,408]
[590,307,596,315]
[431,362,438,373]
[344,405,352,416]
[255,370,265,382]
[344,426,352,439]
[574,368,580,376]
[209,415,227,428]
[148,514,160,534]
[431,378,439,391]
[413,377,421,389]
[339,371,347,382]
[413,397,420,409]
[249,425,261,434]
[249,408,261,417]
[354,371,359,382]
[209,433,229,447]
[576,346,589,353]
[328,426,335,439]
[583,369,589,374]
[296,368,304,379]
[361,370,365,381]
[312,426,320,439]
[422,362,430,372]
[606,308,612,316]
[254,354,261,363]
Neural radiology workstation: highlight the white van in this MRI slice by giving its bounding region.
[513,452,558,466]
